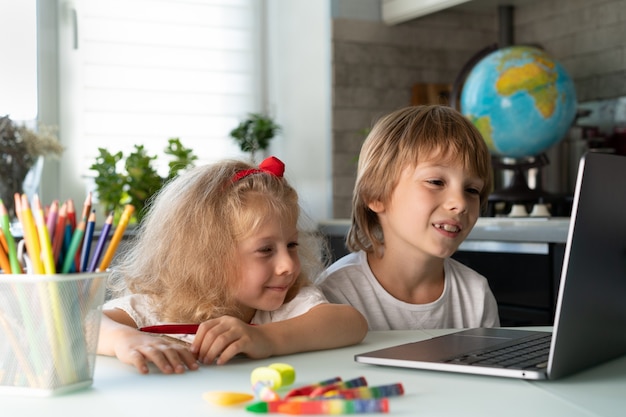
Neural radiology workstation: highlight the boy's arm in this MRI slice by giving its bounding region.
[192,304,368,365]
[260,303,368,355]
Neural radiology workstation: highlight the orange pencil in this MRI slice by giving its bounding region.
[13,193,22,223]
[0,240,11,273]
[0,228,9,254]
[98,204,134,271]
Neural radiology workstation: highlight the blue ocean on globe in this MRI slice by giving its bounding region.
[461,45,577,158]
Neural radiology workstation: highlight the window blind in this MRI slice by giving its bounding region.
[62,0,262,178]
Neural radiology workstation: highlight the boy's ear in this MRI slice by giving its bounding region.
[368,200,385,213]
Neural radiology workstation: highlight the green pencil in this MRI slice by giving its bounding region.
[61,217,86,273]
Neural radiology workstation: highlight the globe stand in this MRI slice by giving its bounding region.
[490,153,550,202]
[487,153,560,216]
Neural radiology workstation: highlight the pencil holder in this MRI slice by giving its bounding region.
[0,272,107,396]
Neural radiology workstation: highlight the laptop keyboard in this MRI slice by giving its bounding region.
[444,333,552,370]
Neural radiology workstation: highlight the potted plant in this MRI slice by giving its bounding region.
[0,115,64,217]
[229,113,281,163]
[89,138,197,222]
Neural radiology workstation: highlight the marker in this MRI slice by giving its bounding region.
[278,398,389,415]
[308,376,368,397]
[284,377,342,399]
[320,383,404,400]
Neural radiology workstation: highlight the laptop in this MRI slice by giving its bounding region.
[355,152,626,380]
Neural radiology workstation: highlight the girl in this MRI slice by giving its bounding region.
[98,156,367,374]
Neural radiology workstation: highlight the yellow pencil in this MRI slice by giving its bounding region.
[32,195,56,274]
[19,194,45,274]
[98,204,135,271]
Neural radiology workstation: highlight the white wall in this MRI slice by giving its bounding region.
[265,0,332,223]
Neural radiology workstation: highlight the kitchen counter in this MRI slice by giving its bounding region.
[319,217,571,245]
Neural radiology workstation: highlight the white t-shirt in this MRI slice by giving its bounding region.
[104,285,328,341]
[316,251,500,330]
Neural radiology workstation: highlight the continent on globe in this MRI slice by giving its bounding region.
[460,45,577,159]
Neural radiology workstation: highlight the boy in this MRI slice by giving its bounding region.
[317,105,500,330]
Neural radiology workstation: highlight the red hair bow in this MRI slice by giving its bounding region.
[232,156,285,182]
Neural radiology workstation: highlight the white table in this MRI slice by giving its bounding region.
[3,328,625,416]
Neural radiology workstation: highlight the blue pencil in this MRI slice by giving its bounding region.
[88,212,113,273]
[80,210,96,272]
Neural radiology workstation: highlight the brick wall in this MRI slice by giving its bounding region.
[331,0,626,218]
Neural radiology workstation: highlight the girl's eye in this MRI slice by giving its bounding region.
[466,187,481,195]
[257,246,274,254]
[288,242,299,250]
[426,179,444,186]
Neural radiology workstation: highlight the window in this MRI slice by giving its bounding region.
[0,0,37,121]
[59,0,264,184]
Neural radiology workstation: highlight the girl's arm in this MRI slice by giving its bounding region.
[97,309,199,374]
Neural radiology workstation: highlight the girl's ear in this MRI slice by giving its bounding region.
[367,200,385,214]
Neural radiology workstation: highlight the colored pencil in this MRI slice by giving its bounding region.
[61,216,86,274]
[0,199,21,273]
[75,193,92,270]
[32,195,56,274]
[13,193,22,222]
[46,199,59,240]
[88,211,113,273]
[66,198,76,230]
[52,202,67,265]
[19,194,45,274]
[0,237,11,273]
[0,228,8,254]
[63,222,73,272]
[98,204,134,271]
[80,210,96,272]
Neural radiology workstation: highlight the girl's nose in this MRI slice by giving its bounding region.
[276,248,298,276]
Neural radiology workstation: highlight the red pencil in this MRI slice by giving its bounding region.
[66,199,76,231]
[52,202,67,265]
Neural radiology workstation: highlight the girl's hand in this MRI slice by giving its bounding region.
[112,330,200,374]
[191,316,273,365]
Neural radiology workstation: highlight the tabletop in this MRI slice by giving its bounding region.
[3,328,625,417]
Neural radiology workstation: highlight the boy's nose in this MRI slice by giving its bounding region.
[444,189,468,213]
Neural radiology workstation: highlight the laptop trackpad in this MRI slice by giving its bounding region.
[363,328,537,362]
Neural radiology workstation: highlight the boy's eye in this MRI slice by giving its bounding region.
[466,187,481,195]
[426,179,444,186]
[288,242,299,250]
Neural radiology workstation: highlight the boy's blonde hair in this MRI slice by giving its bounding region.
[347,105,493,255]
[109,159,325,323]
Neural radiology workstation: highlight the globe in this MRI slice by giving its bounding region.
[460,45,577,159]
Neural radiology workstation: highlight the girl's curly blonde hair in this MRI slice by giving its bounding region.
[108,158,327,323]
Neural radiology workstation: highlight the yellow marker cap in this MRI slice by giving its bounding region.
[250,362,296,388]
